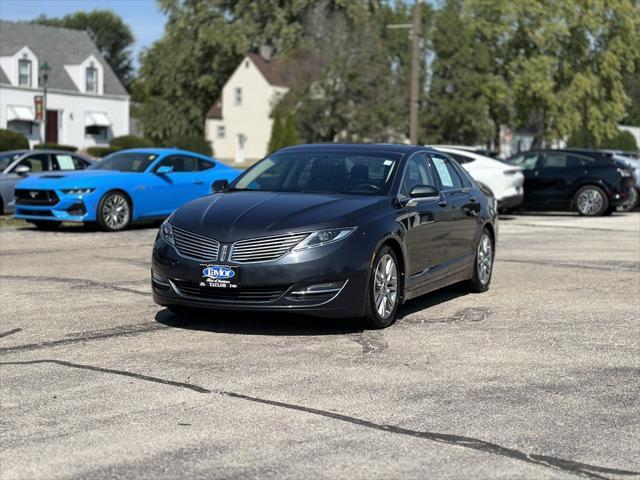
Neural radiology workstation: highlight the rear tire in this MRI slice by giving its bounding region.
[574,186,608,216]
[468,228,494,293]
[363,245,401,329]
[617,188,638,212]
[31,221,61,230]
[97,191,131,231]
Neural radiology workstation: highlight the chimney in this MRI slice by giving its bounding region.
[259,44,273,62]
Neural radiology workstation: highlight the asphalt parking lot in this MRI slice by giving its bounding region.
[1,213,639,480]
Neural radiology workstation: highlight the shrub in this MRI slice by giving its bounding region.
[599,131,638,151]
[34,143,77,152]
[0,129,29,151]
[110,135,153,150]
[87,146,119,158]
[165,135,212,156]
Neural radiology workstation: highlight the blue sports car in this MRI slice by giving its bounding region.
[14,148,240,231]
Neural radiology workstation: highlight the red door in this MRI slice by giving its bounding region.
[45,110,58,143]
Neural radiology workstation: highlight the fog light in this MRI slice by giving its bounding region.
[291,281,346,296]
[66,201,86,216]
[151,270,169,286]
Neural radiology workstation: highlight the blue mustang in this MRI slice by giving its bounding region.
[14,148,240,231]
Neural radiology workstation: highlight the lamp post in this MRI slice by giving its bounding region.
[39,61,51,143]
[387,0,422,144]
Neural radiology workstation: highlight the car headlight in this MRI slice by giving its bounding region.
[159,218,175,246]
[61,188,95,195]
[618,168,632,178]
[293,228,356,251]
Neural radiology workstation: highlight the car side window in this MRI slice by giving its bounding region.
[402,154,436,195]
[510,153,538,170]
[14,154,49,173]
[430,154,463,190]
[155,155,200,172]
[52,154,85,171]
[197,158,216,171]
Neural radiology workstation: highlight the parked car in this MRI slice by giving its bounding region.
[0,149,92,214]
[13,148,240,231]
[506,149,636,216]
[433,146,524,211]
[152,144,497,328]
[611,153,640,211]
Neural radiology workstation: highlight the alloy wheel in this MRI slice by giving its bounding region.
[102,193,130,230]
[476,233,493,285]
[373,253,398,319]
[576,188,604,216]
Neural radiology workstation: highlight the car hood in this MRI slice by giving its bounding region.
[15,170,131,189]
[170,191,389,243]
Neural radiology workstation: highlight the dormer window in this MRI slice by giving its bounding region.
[18,59,31,87]
[86,66,97,94]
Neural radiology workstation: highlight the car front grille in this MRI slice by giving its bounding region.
[15,189,59,205]
[173,226,220,261]
[230,232,309,263]
[171,279,288,302]
[16,208,54,217]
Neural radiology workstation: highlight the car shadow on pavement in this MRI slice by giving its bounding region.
[154,308,365,336]
[395,283,471,320]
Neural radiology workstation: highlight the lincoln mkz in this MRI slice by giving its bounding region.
[152,144,497,328]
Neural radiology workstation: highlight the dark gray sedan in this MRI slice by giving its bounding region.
[152,144,498,328]
[0,150,92,214]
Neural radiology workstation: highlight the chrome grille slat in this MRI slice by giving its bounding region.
[172,226,220,261]
[230,233,309,263]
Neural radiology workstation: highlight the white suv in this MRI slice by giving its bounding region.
[433,146,525,211]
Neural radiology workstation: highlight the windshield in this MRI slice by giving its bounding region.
[89,152,158,172]
[232,151,402,195]
[0,151,24,172]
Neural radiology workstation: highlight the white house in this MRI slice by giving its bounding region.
[0,21,129,149]
[205,49,289,165]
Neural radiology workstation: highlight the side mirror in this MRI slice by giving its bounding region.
[409,184,439,198]
[156,165,174,175]
[212,179,229,193]
[14,165,30,175]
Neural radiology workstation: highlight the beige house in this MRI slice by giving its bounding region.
[205,51,289,165]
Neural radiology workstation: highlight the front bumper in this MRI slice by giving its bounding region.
[151,233,372,318]
[14,190,95,223]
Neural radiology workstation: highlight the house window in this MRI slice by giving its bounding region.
[7,120,33,136]
[85,125,108,141]
[18,59,31,87]
[86,66,98,93]
[234,87,242,106]
[217,125,226,139]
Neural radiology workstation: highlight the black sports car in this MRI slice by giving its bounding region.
[152,144,497,328]
[507,149,636,216]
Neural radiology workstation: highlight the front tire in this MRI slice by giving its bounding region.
[617,188,639,212]
[574,186,608,216]
[363,245,400,329]
[468,228,494,293]
[97,191,131,231]
[30,220,61,231]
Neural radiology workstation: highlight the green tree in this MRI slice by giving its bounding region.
[281,113,300,148]
[268,112,284,154]
[33,10,134,88]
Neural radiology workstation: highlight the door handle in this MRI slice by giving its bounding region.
[469,197,477,203]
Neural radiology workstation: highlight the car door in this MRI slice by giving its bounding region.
[509,152,543,206]
[400,153,451,290]
[147,154,207,215]
[537,152,585,207]
[430,153,477,268]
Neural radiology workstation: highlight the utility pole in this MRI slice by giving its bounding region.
[410,0,421,144]
[388,0,422,144]
[40,62,51,144]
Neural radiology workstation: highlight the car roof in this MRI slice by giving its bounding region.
[0,149,28,155]
[117,148,213,159]
[278,143,437,156]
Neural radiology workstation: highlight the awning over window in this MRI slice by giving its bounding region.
[7,105,35,122]
[85,111,111,127]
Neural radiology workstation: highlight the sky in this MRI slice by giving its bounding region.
[0,0,166,67]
